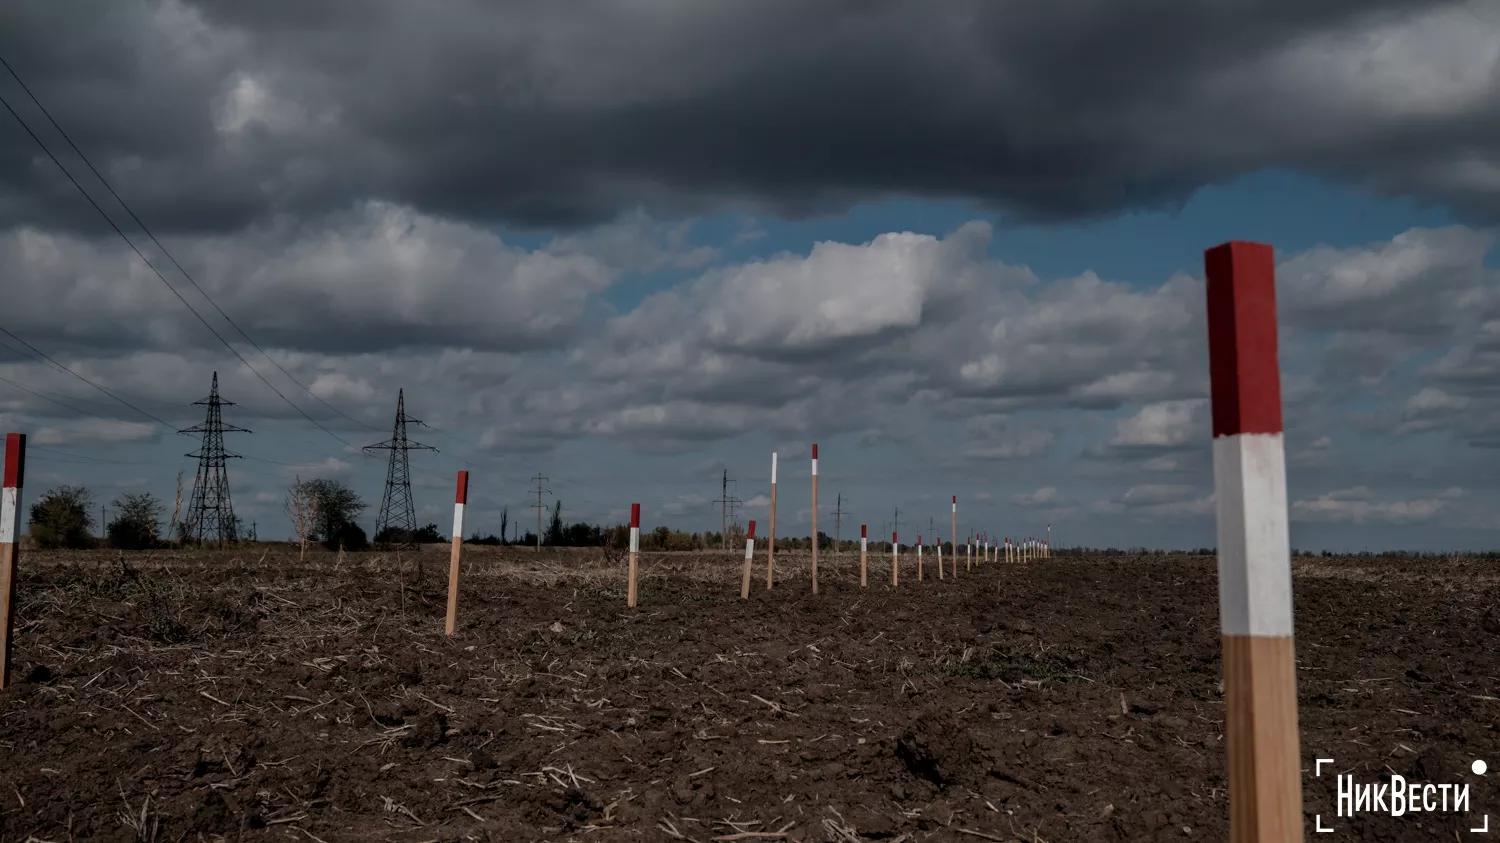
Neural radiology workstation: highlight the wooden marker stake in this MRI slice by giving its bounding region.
[445,470,469,636]
[966,536,972,572]
[937,536,944,581]
[890,532,899,587]
[859,524,868,588]
[767,453,777,590]
[917,535,924,581]
[950,497,957,578]
[628,504,641,608]
[741,520,757,599]
[1206,240,1303,842]
[1,433,24,688]
[810,445,819,595]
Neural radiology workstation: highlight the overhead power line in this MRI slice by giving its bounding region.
[0,323,177,430]
[0,84,359,452]
[0,53,381,436]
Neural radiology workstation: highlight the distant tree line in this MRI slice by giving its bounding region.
[27,481,1492,558]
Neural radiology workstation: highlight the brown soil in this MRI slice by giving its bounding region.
[0,547,1496,841]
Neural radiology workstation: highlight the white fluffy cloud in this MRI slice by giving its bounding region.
[6,215,1500,548]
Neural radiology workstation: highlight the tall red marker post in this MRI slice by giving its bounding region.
[1206,241,1302,842]
[890,532,899,587]
[810,445,819,595]
[859,524,868,588]
[950,497,957,579]
[740,520,757,600]
[628,504,641,608]
[1,433,25,688]
[767,453,777,590]
[445,470,469,636]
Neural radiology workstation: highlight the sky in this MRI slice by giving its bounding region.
[2,0,1500,551]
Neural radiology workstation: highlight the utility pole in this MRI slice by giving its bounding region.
[714,469,736,550]
[181,372,249,546]
[726,492,743,541]
[530,474,551,552]
[833,493,844,559]
[363,389,437,545]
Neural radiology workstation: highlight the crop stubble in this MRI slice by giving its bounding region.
[0,548,1496,841]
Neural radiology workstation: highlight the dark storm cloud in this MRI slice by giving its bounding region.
[1,0,1489,236]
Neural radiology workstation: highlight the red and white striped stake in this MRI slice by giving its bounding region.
[628,503,641,608]
[950,496,957,577]
[1,433,25,688]
[1206,240,1302,841]
[859,524,868,588]
[810,445,819,595]
[444,471,469,636]
[916,535,924,581]
[740,519,757,600]
[767,453,777,591]
[890,531,899,587]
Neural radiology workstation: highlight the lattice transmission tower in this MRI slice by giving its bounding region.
[363,389,436,544]
[181,371,249,545]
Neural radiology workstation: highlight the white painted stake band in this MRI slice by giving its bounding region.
[811,458,818,476]
[0,486,17,544]
[629,526,640,553]
[771,453,777,485]
[744,539,755,560]
[861,537,867,551]
[451,502,465,540]
[1213,432,1294,638]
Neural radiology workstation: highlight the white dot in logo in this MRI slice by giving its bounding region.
[1474,760,1488,776]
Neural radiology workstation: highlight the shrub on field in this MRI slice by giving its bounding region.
[331,521,370,552]
[107,492,165,550]
[292,478,367,547]
[641,525,699,551]
[28,485,95,549]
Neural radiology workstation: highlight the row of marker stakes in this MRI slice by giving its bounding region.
[437,447,1053,629]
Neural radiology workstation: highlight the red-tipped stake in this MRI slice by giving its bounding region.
[916,535,924,582]
[950,497,957,579]
[740,514,758,600]
[859,524,868,588]
[445,471,469,636]
[810,445,819,595]
[1,433,26,687]
[1206,241,1301,843]
[627,504,642,608]
[767,453,778,591]
[890,532,899,587]
[936,536,942,580]
[966,535,973,572]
